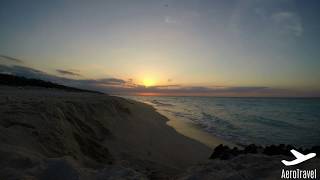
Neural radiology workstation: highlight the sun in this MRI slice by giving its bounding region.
[143,78,156,87]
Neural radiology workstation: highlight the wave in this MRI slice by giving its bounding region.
[245,115,300,130]
[125,96,320,147]
[150,100,174,107]
[200,112,236,129]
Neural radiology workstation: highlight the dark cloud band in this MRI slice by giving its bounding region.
[0,55,23,63]
[0,64,318,97]
[56,69,81,76]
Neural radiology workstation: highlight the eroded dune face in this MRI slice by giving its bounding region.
[0,87,123,179]
[0,86,210,179]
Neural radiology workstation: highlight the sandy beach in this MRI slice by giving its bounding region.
[1,86,319,180]
[159,109,236,149]
[0,86,212,179]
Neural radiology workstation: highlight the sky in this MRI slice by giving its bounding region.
[0,0,320,96]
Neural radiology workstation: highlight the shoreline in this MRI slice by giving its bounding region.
[1,86,319,179]
[121,97,237,149]
[0,86,212,179]
[157,109,237,149]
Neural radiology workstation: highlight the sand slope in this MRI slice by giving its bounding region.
[0,86,211,179]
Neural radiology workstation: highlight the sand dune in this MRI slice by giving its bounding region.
[0,86,211,179]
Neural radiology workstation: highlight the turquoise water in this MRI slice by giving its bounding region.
[123,96,320,147]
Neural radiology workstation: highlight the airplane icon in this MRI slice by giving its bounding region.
[281,149,316,166]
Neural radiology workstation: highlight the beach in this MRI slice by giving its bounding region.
[1,86,319,180]
[0,86,213,179]
[124,96,320,148]
[162,110,236,149]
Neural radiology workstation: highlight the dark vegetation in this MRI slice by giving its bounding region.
[210,144,320,160]
[0,73,103,94]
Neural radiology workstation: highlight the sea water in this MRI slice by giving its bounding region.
[123,96,320,147]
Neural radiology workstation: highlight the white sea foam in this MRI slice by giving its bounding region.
[123,96,320,147]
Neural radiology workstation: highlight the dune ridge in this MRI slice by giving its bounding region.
[0,86,211,179]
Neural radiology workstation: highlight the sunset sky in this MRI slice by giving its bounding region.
[1,0,320,96]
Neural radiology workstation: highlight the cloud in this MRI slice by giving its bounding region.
[164,16,177,24]
[0,64,316,97]
[0,55,23,63]
[133,86,271,94]
[0,65,49,79]
[228,1,304,39]
[155,84,180,88]
[271,11,303,37]
[0,64,129,90]
[83,78,127,86]
[56,69,81,76]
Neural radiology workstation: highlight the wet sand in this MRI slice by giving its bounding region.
[157,109,237,149]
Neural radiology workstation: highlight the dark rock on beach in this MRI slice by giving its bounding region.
[210,143,320,160]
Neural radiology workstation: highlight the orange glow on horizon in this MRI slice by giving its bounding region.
[142,77,156,87]
[137,92,162,96]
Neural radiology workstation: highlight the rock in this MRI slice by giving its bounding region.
[210,144,228,160]
[244,144,258,154]
[210,144,319,160]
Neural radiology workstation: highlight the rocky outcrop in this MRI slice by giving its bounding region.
[210,144,320,160]
[178,144,319,180]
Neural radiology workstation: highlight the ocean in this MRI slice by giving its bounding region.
[123,96,320,147]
